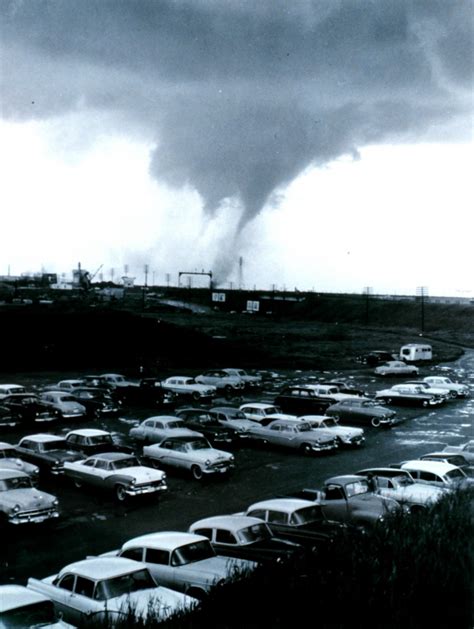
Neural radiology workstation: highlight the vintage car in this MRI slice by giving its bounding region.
[0,469,59,525]
[243,498,340,549]
[15,434,83,475]
[418,451,472,472]
[27,557,197,626]
[1,393,60,424]
[398,460,474,489]
[195,370,245,393]
[290,475,400,528]
[239,403,282,423]
[129,416,201,444]
[143,435,234,480]
[298,415,365,447]
[189,515,305,566]
[325,398,397,427]
[403,381,452,401]
[101,532,257,599]
[422,376,470,398]
[374,384,445,407]
[442,440,474,463]
[247,419,338,454]
[0,405,22,429]
[0,584,74,628]
[0,384,27,399]
[39,391,87,419]
[99,373,139,390]
[300,384,356,403]
[273,388,331,416]
[64,452,167,502]
[0,441,40,480]
[69,387,120,417]
[64,429,133,456]
[322,380,366,396]
[355,468,446,512]
[208,407,257,439]
[357,351,397,366]
[174,409,234,446]
[221,368,262,389]
[160,376,216,401]
[124,378,174,406]
[374,361,419,377]
[53,379,85,392]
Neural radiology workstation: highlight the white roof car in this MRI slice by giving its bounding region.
[298,415,365,446]
[0,384,27,398]
[190,514,268,537]
[302,384,355,402]
[422,376,470,398]
[239,403,282,421]
[0,584,74,627]
[161,377,216,399]
[399,460,473,488]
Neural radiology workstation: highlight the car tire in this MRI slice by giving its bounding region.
[224,385,234,394]
[187,587,207,600]
[191,465,203,480]
[74,479,83,489]
[300,443,313,455]
[385,398,392,405]
[422,400,429,407]
[115,484,127,502]
[371,417,381,428]
[192,391,201,402]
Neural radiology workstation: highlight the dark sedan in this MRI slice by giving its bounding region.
[15,434,83,475]
[175,408,234,447]
[325,398,397,428]
[64,429,134,457]
[1,394,59,424]
[274,387,331,416]
[70,388,120,418]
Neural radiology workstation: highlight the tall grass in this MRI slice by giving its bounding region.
[85,489,473,628]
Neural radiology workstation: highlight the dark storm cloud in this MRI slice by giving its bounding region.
[1,0,472,232]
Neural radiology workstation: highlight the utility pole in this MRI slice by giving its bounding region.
[363,286,372,325]
[416,286,428,334]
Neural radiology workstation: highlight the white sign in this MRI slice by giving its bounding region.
[246,300,260,312]
[212,292,226,302]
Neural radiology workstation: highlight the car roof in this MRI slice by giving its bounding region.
[59,557,146,580]
[0,384,24,389]
[122,531,207,552]
[191,515,265,532]
[144,416,182,423]
[89,452,133,461]
[20,433,65,443]
[58,379,83,384]
[400,460,460,474]
[211,407,243,413]
[0,441,15,449]
[0,468,28,480]
[324,474,366,485]
[240,403,276,409]
[0,584,51,613]
[247,498,320,513]
[66,429,110,438]
[356,467,412,477]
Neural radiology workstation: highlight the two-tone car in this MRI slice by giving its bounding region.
[64,429,133,457]
[161,377,216,401]
[64,452,167,502]
[15,434,83,475]
[0,584,74,628]
[0,441,40,481]
[175,408,234,447]
[374,384,445,407]
[27,557,197,626]
[143,435,235,480]
[209,407,257,440]
[298,415,365,447]
[0,469,59,525]
[101,531,257,599]
[239,403,282,423]
[246,419,338,455]
[129,416,202,444]
[189,515,305,566]
[325,398,397,428]
[0,384,27,399]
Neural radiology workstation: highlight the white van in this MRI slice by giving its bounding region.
[399,344,432,362]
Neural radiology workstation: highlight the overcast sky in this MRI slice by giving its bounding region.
[1,0,472,296]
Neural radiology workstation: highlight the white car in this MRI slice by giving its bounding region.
[39,391,86,419]
[0,384,27,399]
[0,441,40,480]
[195,370,245,392]
[301,384,356,403]
[222,369,262,388]
[129,416,201,444]
[0,469,60,525]
[101,531,257,598]
[399,460,474,489]
[422,376,470,398]
[27,557,197,626]
[375,384,444,407]
[54,379,84,392]
[403,380,451,401]
[161,377,216,401]
[442,440,474,463]
[374,361,419,376]
[0,584,74,628]
[99,373,138,389]
[239,403,282,422]
[298,415,365,447]
[143,435,235,480]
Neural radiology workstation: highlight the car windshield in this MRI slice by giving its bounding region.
[186,439,210,451]
[295,423,312,432]
[112,457,140,470]
[0,601,57,628]
[0,476,32,491]
[321,418,338,428]
[94,569,155,600]
[171,540,215,566]
[263,407,280,415]
[361,401,378,408]
[0,448,16,458]
[393,475,414,486]
[58,396,76,403]
[226,411,247,420]
[237,523,272,544]
[290,506,324,525]
[41,440,66,451]
[345,480,370,497]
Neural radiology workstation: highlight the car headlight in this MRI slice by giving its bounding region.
[229,456,235,462]
[130,478,136,485]
[13,504,21,513]
[53,499,59,507]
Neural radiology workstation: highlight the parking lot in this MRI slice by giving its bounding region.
[1,351,472,585]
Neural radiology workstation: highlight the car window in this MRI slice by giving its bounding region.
[418,471,438,482]
[120,547,144,561]
[267,510,287,524]
[324,485,345,500]
[215,529,237,545]
[193,527,213,540]
[146,548,170,565]
[57,574,75,591]
[94,459,109,470]
[75,576,95,598]
[82,459,96,467]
